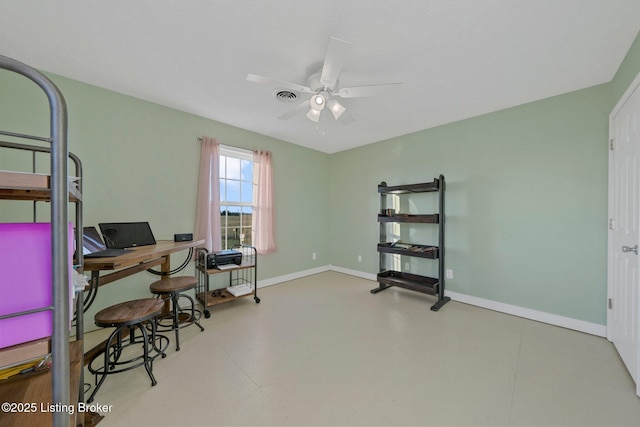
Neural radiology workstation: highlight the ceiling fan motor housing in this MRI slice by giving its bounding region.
[308,71,338,92]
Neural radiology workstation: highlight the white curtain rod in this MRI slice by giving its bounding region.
[197,137,254,155]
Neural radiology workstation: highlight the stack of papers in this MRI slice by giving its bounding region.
[227,283,253,297]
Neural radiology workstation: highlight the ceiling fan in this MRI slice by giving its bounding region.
[247,36,401,123]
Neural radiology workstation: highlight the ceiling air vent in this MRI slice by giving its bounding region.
[274,90,297,103]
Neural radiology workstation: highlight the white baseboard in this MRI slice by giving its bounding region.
[445,290,607,337]
[247,265,607,337]
[325,266,607,337]
[256,265,331,288]
[329,265,377,281]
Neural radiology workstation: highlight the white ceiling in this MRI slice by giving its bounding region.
[1,1,639,154]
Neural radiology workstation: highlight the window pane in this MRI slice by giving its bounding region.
[226,206,241,248]
[219,179,225,202]
[220,207,229,248]
[241,181,252,204]
[226,156,241,180]
[219,155,227,178]
[226,180,240,202]
[242,206,252,227]
[241,159,252,181]
[240,206,252,246]
[240,228,251,246]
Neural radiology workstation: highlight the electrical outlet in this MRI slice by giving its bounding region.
[446,269,453,279]
[312,252,317,260]
[357,255,362,262]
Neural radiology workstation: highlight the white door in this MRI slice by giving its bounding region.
[608,72,640,398]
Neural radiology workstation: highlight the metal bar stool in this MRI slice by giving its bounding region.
[87,298,169,403]
[149,276,204,351]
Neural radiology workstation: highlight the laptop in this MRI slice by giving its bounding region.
[82,226,134,258]
[98,222,157,249]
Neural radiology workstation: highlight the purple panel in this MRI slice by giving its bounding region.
[0,223,73,349]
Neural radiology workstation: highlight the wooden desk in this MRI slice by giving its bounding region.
[83,240,205,288]
[81,239,204,354]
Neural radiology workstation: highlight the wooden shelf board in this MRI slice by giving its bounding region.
[197,289,255,307]
[0,340,82,427]
[377,243,439,259]
[378,214,439,224]
[196,261,255,275]
[0,338,50,370]
[378,180,439,194]
[0,170,81,202]
[377,271,439,295]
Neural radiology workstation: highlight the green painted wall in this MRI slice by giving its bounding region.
[329,85,611,324]
[0,70,330,324]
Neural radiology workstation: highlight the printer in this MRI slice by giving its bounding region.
[201,249,242,269]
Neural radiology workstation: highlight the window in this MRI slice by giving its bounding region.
[219,146,253,249]
[195,137,275,254]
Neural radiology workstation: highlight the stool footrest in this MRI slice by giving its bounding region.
[155,311,202,330]
[87,298,169,403]
[150,290,205,351]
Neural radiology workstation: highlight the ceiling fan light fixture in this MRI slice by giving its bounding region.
[310,93,326,111]
[306,108,321,122]
[327,99,346,120]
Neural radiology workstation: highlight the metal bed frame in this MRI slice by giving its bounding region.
[0,54,79,427]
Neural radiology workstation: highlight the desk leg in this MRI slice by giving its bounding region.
[161,254,171,278]
[159,256,171,316]
[82,271,101,312]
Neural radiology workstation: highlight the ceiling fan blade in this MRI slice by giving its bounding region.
[336,82,402,98]
[278,99,310,120]
[320,37,352,88]
[247,73,313,94]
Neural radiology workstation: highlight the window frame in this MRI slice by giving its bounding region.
[219,145,253,250]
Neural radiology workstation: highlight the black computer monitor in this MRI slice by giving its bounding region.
[98,222,157,249]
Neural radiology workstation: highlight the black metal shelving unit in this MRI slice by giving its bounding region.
[371,175,450,311]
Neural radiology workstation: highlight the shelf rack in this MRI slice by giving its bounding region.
[195,245,260,318]
[371,175,451,311]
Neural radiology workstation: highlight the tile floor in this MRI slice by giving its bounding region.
[83,271,640,426]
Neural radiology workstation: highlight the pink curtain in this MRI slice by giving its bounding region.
[252,150,277,254]
[194,137,222,252]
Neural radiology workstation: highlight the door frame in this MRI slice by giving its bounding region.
[607,71,640,398]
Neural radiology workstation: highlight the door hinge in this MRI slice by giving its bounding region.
[609,218,616,230]
[608,298,613,309]
[610,138,615,150]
